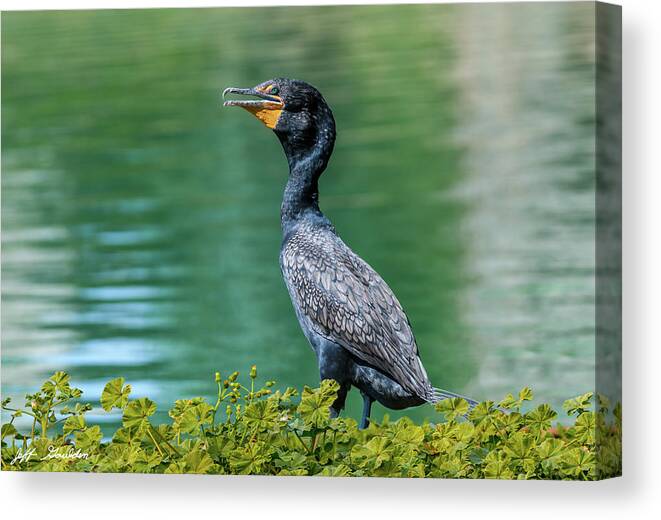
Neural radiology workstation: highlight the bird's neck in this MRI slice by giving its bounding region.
[281,167,320,226]
[280,121,335,231]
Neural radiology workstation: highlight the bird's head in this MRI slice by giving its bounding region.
[223,78,335,167]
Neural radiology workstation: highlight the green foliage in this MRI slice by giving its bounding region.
[1,369,621,480]
[298,380,340,429]
[100,377,131,412]
[435,397,469,421]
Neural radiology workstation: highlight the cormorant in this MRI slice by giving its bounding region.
[223,78,477,428]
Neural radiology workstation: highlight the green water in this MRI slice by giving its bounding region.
[1,3,597,427]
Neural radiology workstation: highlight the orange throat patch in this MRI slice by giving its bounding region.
[242,101,283,129]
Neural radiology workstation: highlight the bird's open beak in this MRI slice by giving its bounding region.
[222,87,284,129]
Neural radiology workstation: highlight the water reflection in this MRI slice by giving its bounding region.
[450,3,596,406]
[2,3,596,428]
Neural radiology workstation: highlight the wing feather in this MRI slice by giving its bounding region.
[281,225,433,400]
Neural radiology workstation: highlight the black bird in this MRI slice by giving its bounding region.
[223,78,477,428]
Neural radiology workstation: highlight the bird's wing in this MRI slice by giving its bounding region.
[281,227,434,401]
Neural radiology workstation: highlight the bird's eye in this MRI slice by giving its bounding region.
[270,87,280,95]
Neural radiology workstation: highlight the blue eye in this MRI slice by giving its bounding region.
[270,87,280,95]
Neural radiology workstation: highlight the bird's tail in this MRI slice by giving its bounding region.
[430,387,480,410]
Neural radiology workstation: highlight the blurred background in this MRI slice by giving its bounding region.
[1,2,597,429]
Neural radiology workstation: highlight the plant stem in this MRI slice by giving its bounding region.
[212,381,224,425]
[2,405,37,419]
[332,430,337,461]
[146,427,164,458]
[151,425,181,457]
[292,430,311,455]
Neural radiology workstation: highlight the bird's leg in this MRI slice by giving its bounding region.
[359,392,373,430]
[317,344,351,419]
[326,380,349,419]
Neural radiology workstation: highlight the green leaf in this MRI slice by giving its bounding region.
[112,427,136,445]
[434,454,469,478]
[536,438,565,471]
[469,401,496,423]
[562,447,596,477]
[435,397,469,421]
[518,387,533,402]
[132,449,162,472]
[1,423,18,440]
[63,414,86,435]
[392,424,425,448]
[184,448,216,474]
[123,398,156,431]
[244,399,280,432]
[103,443,141,472]
[41,371,71,397]
[452,421,475,443]
[287,417,306,434]
[500,411,524,431]
[318,464,351,477]
[170,398,213,435]
[229,441,271,475]
[503,432,536,472]
[164,460,187,474]
[74,425,102,451]
[297,379,339,429]
[279,468,308,476]
[468,446,489,465]
[484,454,514,479]
[275,450,308,470]
[498,393,518,410]
[524,404,557,434]
[563,392,593,416]
[351,436,393,469]
[100,377,132,412]
[574,412,596,444]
